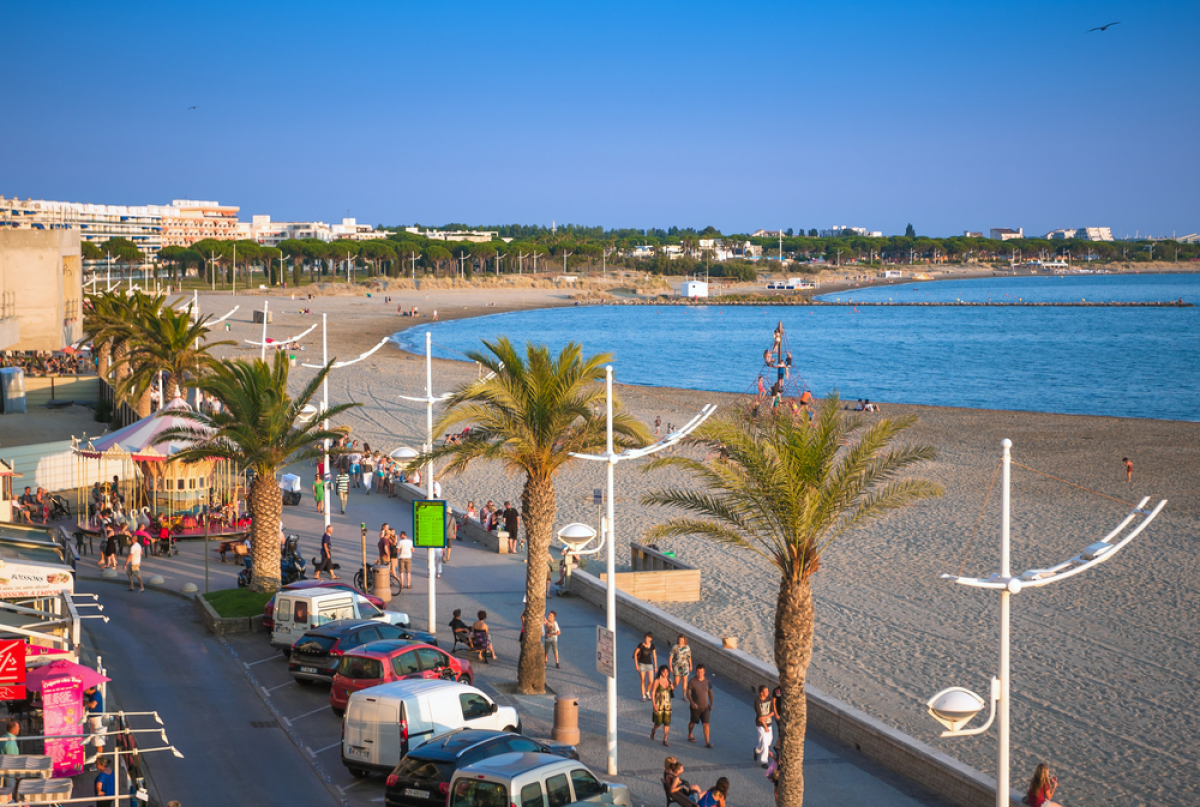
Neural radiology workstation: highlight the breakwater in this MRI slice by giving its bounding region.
[603,298,1193,307]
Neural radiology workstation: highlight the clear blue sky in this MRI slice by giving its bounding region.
[3,1,1197,238]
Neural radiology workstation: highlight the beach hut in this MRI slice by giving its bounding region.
[72,397,245,536]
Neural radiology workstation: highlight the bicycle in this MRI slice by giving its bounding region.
[353,564,402,597]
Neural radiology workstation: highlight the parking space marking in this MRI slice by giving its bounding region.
[265,681,293,693]
[244,656,278,668]
[310,741,341,757]
[284,705,329,725]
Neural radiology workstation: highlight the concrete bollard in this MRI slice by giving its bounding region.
[181,583,198,594]
[101,568,119,579]
[372,565,392,603]
[551,694,580,746]
[148,575,165,586]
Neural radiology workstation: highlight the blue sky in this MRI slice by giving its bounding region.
[2,1,1197,237]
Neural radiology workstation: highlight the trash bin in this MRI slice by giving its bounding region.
[372,564,392,603]
[552,695,580,745]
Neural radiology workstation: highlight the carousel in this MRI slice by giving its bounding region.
[72,397,249,540]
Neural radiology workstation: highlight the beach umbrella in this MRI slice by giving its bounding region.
[24,659,111,692]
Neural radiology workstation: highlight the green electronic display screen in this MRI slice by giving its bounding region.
[413,500,447,548]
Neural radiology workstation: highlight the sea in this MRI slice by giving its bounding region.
[394,273,1200,422]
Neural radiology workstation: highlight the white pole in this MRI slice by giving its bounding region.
[322,314,331,534]
[232,243,237,295]
[425,332,437,634]
[998,438,1012,807]
[260,301,269,361]
[605,365,617,776]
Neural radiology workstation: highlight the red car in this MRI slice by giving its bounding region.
[263,580,384,629]
[329,640,473,715]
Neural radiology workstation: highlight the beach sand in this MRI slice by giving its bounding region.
[195,287,1200,807]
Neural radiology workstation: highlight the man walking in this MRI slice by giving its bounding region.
[124,536,144,592]
[502,501,520,555]
[315,525,337,580]
[396,530,414,590]
[687,664,714,747]
[753,685,776,768]
[336,469,350,514]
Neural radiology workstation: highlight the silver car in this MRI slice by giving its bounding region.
[448,752,631,807]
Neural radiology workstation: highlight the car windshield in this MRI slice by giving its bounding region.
[450,779,507,807]
[393,756,455,782]
[293,635,337,655]
[337,656,383,680]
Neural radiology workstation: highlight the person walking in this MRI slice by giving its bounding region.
[94,755,115,806]
[753,685,776,767]
[543,611,561,668]
[442,513,456,564]
[335,469,350,514]
[124,537,144,592]
[313,475,325,514]
[349,447,362,489]
[686,664,714,747]
[396,530,413,590]
[315,526,337,580]
[650,665,673,746]
[1123,456,1133,483]
[376,524,392,566]
[669,635,692,697]
[362,452,374,494]
[2,721,19,755]
[1026,764,1062,807]
[502,501,520,554]
[632,633,658,701]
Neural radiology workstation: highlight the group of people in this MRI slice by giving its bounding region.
[0,353,91,376]
[853,398,881,412]
[13,486,54,525]
[463,499,521,553]
[314,438,433,516]
[664,758,728,807]
[634,635,718,750]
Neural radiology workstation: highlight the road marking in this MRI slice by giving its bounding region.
[265,681,293,693]
[310,741,340,756]
[244,656,277,668]
[284,705,329,725]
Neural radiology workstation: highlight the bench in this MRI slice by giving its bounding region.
[597,543,702,603]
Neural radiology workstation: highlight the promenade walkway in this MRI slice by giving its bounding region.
[69,472,953,807]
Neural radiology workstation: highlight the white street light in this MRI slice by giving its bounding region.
[927,439,1165,807]
[570,365,715,776]
[399,332,452,634]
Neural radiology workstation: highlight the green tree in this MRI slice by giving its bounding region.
[418,338,650,693]
[330,240,361,282]
[82,242,105,261]
[642,398,941,807]
[904,224,916,238]
[101,237,144,279]
[114,305,233,409]
[160,355,358,593]
[359,240,396,278]
[424,245,452,277]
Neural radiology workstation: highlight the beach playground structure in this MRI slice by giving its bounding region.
[744,320,814,418]
[71,397,248,539]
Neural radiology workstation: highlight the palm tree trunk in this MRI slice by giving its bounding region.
[97,343,111,381]
[774,574,813,807]
[248,472,283,593]
[136,386,152,418]
[517,473,554,694]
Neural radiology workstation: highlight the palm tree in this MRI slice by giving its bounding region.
[418,337,650,693]
[115,304,234,409]
[159,354,359,593]
[641,397,941,807]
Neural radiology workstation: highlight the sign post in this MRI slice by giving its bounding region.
[0,640,25,700]
[596,626,614,679]
[413,501,448,550]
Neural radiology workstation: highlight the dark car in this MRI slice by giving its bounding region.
[263,580,385,629]
[384,729,579,807]
[288,620,437,684]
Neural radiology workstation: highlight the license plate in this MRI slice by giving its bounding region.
[404,789,429,799]
[347,746,369,759]
[301,667,317,674]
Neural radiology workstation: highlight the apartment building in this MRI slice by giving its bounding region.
[819,226,883,237]
[1045,227,1114,241]
[153,200,240,247]
[990,228,1024,241]
[0,196,163,257]
[246,216,386,246]
[403,227,501,243]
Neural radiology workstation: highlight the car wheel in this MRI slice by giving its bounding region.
[504,725,518,734]
[457,673,472,685]
[281,648,292,659]
[295,678,313,686]
[332,706,344,717]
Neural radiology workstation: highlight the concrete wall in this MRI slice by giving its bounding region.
[569,569,1021,807]
[0,229,83,352]
[1,440,110,494]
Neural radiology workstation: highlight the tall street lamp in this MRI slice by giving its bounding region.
[926,439,1165,807]
[570,365,715,776]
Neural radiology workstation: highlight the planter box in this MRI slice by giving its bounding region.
[193,593,266,635]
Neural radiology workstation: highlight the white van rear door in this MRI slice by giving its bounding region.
[343,697,400,768]
[376,700,401,767]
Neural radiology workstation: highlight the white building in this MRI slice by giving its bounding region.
[990,228,1024,241]
[0,196,164,257]
[1045,227,1114,242]
[751,229,784,238]
[680,280,708,298]
[404,227,502,243]
[332,218,387,241]
[819,226,882,238]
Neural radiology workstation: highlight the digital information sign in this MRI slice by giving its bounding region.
[413,500,447,548]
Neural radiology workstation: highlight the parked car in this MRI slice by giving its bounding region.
[263,580,384,629]
[289,620,435,684]
[384,730,578,807]
[271,589,411,654]
[342,680,520,776]
[448,753,630,807]
[331,640,472,715]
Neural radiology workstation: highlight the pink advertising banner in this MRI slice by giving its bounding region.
[41,675,85,777]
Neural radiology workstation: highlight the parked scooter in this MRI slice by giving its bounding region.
[237,535,307,587]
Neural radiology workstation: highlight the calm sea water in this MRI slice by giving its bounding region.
[395,274,1200,422]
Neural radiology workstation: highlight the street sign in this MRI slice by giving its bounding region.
[413,500,447,548]
[0,640,24,700]
[593,488,603,506]
[596,626,614,678]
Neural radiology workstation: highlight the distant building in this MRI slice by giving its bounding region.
[332,218,387,241]
[680,280,708,298]
[963,231,984,238]
[698,238,735,261]
[246,216,387,246]
[1045,227,1114,242]
[751,229,784,238]
[0,229,82,351]
[0,195,164,258]
[818,226,882,238]
[154,200,241,247]
[404,227,502,243]
[1176,233,1200,244]
[990,228,1024,241]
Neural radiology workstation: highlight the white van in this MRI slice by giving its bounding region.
[341,680,520,776]
[271,590,409,653]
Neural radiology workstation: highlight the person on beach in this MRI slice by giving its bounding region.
[396,530,413,589]
[315,525,337,580]
[125,535,144,592]
[313,475,325,514]
[696,777,729,807]
[753,685,776,767]
[502,501,520,554]
[687,664,713,747]
[1026,764,1061,807]
[1123,456,1133,483]
[543,611,561,668]
[662,758,701,805]
[669,635,693,696]
[465,500,477,521]
[633,633,658,701]
[650,665,673,745]
[655,415,662,436]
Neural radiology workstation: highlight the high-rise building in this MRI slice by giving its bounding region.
[152,200,241,247]
[1,195,164,257]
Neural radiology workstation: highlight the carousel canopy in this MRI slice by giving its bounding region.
[77,397,208,461]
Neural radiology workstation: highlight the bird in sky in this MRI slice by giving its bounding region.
[1087,21,1121,32]
[187,106,197,110]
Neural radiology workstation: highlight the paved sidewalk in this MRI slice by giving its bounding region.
[68,472,952,807]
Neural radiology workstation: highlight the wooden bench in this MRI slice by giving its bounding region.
[598,542,702,602]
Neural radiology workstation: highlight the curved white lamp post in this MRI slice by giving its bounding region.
[570,364,716,776]
[557,522,601,555]
[928,439,1166,807]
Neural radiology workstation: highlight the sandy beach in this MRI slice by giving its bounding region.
[192,286,1199,807]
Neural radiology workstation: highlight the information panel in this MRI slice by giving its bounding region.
[413,500,447,548]
[596,626,615,678]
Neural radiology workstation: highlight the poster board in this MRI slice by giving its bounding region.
[412,500,447,549]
